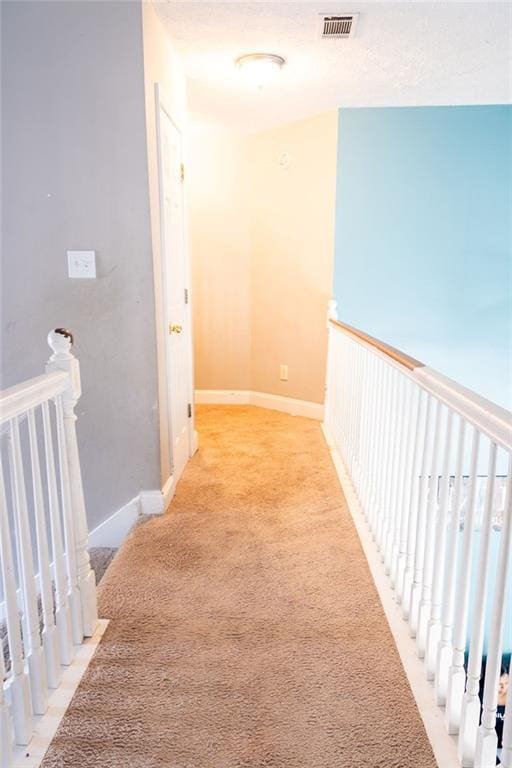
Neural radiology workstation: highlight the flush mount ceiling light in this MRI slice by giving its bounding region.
[235,53,286,88]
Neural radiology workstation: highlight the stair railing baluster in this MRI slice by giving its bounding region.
[8,417,48,716]
[27,407,61,688]
[0,458,32,745]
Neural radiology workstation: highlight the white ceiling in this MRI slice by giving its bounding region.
[153,1,512,133]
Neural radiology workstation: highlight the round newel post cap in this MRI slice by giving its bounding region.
[48,328,74,359]
[327,299,338,322]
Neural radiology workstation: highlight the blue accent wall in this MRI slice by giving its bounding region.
[334,105,512,409]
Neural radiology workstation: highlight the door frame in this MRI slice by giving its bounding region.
[154,82,197,482]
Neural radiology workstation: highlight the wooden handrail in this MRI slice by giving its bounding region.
[329,318,425,371]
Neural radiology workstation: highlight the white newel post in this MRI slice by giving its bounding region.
[46,329,98,637]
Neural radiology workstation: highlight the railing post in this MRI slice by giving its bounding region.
[501,656,512,768]
[0,461,32,746]
[9,417,49,715]
[425,410,453,679]
[445,428,481,734]
[27,408,62,689]
[0,644,13,768]
[324,299,338,433]
[474,461,512,767]
[435,417,466,706]
[46,329,98,637]
[458,442,497,764]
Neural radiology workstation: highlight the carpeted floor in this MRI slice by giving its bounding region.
[89,547,117,585]
[41,406,437,768]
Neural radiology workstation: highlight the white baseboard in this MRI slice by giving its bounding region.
[321,423,460,768]
[162,474,175,511]
[195,389,323,420]
[195,389,250,406]
[191,429,199,455]
[250,391,324,420]
[88,495,140,549]
[88,477,175,549]
[12,620,110,768]
[139,489,165,516]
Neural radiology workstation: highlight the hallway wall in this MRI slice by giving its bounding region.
[189,125,252,391]
[189,111,338,405]
[0,0,160,531]
[248,112,337,404]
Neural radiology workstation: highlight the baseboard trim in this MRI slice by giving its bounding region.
[88,477,175,549]
[195,389,250,406]
[88,495,140,548]
[162,474,175,511]
[139,489,165,516]
[321,423,460,768]
[250,391,324,420]
[195,389,323,420]
[12,620,109,768]
[191,429,199,455]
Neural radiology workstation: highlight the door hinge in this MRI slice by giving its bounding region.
[187,403,192,418]
[184,288,189,304]
[180,163,185,182]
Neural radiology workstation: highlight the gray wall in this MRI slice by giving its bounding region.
[1,1,161,529]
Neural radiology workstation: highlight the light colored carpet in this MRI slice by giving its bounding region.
[41,405,437,768]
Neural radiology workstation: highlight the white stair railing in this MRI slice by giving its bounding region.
[324,302,512,768]
[0,329,97,765]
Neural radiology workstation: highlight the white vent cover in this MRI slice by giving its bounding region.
[319,13,359,39]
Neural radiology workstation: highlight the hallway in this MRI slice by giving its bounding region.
[41,406,436,767]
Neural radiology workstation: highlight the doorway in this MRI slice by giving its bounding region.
[155,84,194,486]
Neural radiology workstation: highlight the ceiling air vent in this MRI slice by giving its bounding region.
[319,13,359,39]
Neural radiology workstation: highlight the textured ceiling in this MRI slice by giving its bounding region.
[153,1,512,132]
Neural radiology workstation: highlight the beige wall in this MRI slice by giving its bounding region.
[248,111,338,403]
[142,2,188,484]
[189,126,252,391]
[190,111,338,405]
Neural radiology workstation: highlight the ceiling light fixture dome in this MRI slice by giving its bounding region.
[235,53,286,87]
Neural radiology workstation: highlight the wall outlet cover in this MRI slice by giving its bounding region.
[67,250,96,279]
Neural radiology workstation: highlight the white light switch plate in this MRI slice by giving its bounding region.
[67,250,96,279]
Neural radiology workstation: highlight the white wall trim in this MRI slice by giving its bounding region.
[195,389,324,420]
[321,423,460,768]
[191,429,199,455]
[250,391,324,420]
[87,495,141,549]
[88,478,175,549]
[139,489,165,516]
[162,474,175,511]
[12,620,109,768]
[195,389,251,406]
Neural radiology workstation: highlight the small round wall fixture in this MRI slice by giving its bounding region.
[235,53,286,87]
[279,152,291,169]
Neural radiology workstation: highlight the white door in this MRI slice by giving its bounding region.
[158,100,190,483]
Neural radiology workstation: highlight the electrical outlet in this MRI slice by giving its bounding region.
[280,365,288,381]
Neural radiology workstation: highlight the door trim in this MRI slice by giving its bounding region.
[154,82,196,479]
